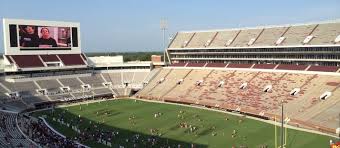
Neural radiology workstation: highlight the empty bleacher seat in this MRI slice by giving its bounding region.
[253,27,288,46]
[123,72,134,83]
[209,30,239,47]
[78,74,105,87]
[169,32,195,48]
[308,23,340,45]
[0,78,38,94]
[108,73,123,86]
[132,72,148,84]
[58,78,82,90]
[36,80,62,92]
[93,88,113,95]
[230,29,263,47]
[143,69,160,83]
[281,24,317,45]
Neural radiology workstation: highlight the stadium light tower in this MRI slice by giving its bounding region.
[160,18,168,65]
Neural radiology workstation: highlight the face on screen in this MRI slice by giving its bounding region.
[25,26,34,34]
[19,25,71,48]
[41,28,50,39]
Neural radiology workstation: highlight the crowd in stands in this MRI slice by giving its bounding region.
[18,114,84,148]
[0,111,33,147]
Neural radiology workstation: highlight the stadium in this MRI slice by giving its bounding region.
[1,7,340,148]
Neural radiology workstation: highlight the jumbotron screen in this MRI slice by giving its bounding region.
[4,20,80,52]
[19,25,71,48]
[3,19,81,55]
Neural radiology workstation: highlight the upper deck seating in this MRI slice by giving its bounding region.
[186,32,216,48]
[169,32,195,48]
[253,27,287,46]
[308,23,340,45]
[209,30,239,47]
[280,24,317,45]
[230,29,263,47]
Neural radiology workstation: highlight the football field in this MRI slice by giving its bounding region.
[32,99,334,148]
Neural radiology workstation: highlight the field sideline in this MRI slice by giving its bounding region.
[32,98,335,148]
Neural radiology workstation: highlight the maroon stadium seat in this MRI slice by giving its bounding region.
[40,55,60,62]
[308,65,339,72]
[11,55,45,68]
[252,64,277,69]
[227,63,253,68]
[276,64,308,71]
[170,62,187,67]
[186,62,206,67]
[205,63,227,68]
[58,54,85,66]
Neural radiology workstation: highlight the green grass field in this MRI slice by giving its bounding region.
[32,99,334,148]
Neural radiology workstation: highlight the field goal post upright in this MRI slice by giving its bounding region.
[277,99,288,148]
[337,113,340,139]
[275,116,277,148]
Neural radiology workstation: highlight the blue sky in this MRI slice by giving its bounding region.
[1,0,340,52]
